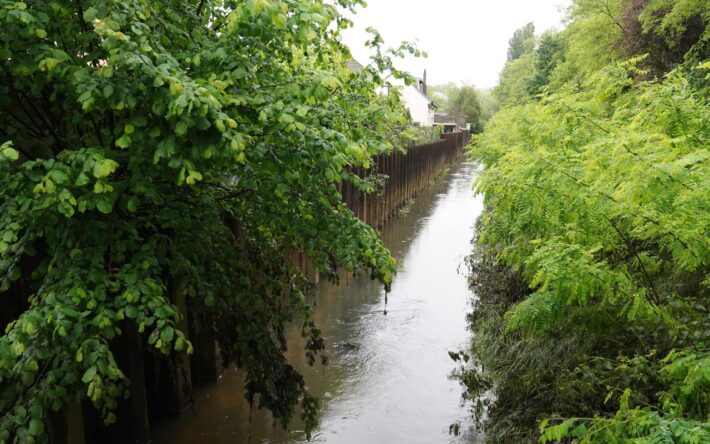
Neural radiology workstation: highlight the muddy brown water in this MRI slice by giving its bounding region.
[154,160,483,444]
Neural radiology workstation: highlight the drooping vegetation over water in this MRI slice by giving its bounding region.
[465,0,709,442]
[0,1,423,441]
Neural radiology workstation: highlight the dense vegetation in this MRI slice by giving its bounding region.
[429,83,490,132]
[0,0,420,441]
[463,0,709,442]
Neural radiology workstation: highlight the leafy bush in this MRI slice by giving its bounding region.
[0,0,417,441]
[464,1,709,442]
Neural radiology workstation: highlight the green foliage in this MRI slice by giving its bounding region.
[493,53,535,107]
[465,1,710,442]
[403,125,443,144]
[495,1,626,106]
[476,88,500,126]
[507,22,536,62]
[540,383,710,443]
[427,81,458,109]
[494,22,537,107]
[527,32,565,97]
[640,0,710,43]
[548,0,625,87]
[0,0,414,441]
[617,0,709,77]
[473,60,710,442]
[448,86,483,132]
[428,83,486,132]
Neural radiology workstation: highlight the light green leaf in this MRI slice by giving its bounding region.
[320,76,341,89]
[126,197,139,212]
[83,6,99,22]
[75,172,90,186]
[96,200,112,214]
[125,305,138,319]
[115,134,131,148]
[93,159,119,178]
[81,367,97,383]
[1,146,19,161]
[28,419,44,436]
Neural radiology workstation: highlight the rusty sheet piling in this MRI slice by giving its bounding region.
[344,131,469,228]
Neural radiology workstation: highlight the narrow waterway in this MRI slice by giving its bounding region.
[154,160,483,444]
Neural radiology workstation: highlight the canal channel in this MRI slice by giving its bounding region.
[154,160,483,443]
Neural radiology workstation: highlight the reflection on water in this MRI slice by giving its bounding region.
[154,161,483,444]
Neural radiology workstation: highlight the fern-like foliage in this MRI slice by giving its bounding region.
[467,1,709,441]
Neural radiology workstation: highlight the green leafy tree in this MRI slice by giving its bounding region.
[465,0,710,442]
[614,0,708,77]
[639,0,710,43]
[448,85,483,132]
[429,83,486,132]
[527,32,565,96]
[0,0,415,441]
[493,52,535,107]
[547,0,626,87]
[506,22,536,61]
[474,56,710,444]
[476,88,499,127]
[427,81,458,109]
[494,23,538,107]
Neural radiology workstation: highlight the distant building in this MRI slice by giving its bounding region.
[400,69,436,126]
[346,59,364,73]
[347,60,436,127]
[433,112,469,133]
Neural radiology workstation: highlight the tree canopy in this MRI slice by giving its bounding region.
[506,22,535,62]
[492,52,535,107]
[448,86,483,132]
[0,0,417,441]
[466,0,709,442]
[428,83,486,132]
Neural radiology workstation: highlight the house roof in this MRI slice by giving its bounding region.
[347,59,364,73]
[411,85,432,102]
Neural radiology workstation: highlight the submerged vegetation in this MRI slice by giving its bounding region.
[465,0,709,442]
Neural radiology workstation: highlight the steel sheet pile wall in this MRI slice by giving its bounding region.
[341,131,469,228]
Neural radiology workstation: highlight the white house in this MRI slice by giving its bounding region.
[348,60,436,127]
[399,70,436,126]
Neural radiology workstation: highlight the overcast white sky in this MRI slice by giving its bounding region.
[341,0,572,89]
